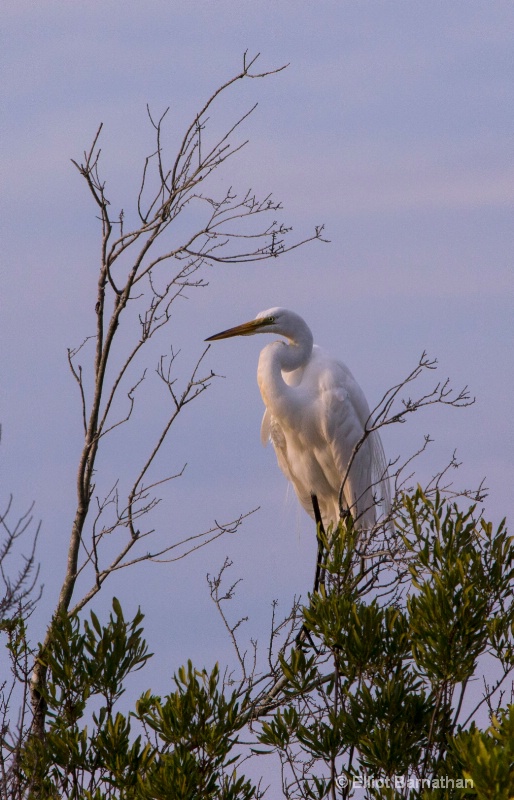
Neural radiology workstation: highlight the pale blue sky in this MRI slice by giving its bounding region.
[2,0,513,760]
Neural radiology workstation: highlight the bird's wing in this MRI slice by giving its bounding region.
[368,427,392,513]
[321,361,391,527]
[260,408,271,446]
[263,412,301,493]
[323,389,371,514]
[317,362,376,527]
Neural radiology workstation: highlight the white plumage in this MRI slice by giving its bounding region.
[207,307,391,530]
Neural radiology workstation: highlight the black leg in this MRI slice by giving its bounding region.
[311,494,326,593]
[294,494,326,654]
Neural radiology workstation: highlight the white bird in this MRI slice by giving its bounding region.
[206,308,391,531]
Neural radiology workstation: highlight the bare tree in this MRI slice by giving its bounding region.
[0,492,41,800]
[0,494,41,624]
[5,51,505,799]
[26,52,325,739]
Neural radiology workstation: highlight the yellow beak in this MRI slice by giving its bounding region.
[205,318,267,341]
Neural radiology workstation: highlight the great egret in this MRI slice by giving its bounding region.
[206,308,391,531]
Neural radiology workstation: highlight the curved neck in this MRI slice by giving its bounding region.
[257,325,313,415]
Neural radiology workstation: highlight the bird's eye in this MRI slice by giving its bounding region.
[267,316,276,324]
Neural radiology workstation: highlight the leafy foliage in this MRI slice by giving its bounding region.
[1,492,513,799]
[10,601,257,799]
[256,491,514,798]
[453,706,514,800]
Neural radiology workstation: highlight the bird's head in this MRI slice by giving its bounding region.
[205,308,285,341]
